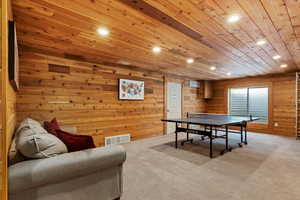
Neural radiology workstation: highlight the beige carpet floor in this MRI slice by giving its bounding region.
[121,132,300,200]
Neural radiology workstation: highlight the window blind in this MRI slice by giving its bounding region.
[229,88,248,116]
[229,87,268,123]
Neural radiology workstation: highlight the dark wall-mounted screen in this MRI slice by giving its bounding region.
[8,20,19,91]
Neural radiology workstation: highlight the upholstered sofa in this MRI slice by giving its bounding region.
[8,123,126,200]
[9,145,126,200]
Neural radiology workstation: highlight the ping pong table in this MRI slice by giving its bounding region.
[161,113,259,158]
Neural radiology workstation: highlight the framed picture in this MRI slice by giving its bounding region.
[119,79,144,100]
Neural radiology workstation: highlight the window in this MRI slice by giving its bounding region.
[228,87,268,123]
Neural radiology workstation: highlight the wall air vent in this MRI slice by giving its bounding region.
[105,134,131,146]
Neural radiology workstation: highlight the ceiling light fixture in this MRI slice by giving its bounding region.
[280,64,288,68]
[227,14,241,23]
[272,55,281,60]
[152,46,161,53]
[97,27,109,36]
[186,58,194,64]
[210,66,216,71]
[226,72,232,76]
[256,39,267,46]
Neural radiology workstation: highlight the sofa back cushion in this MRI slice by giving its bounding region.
[16,118,68,159]
[16,118,48,137]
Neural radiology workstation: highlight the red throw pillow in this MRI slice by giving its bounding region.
[53,129,96,152]
[50,118,60,130]
[44,118,96,152]
[44,118,59,135]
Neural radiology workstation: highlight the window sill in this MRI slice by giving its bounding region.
[248,122,269,129]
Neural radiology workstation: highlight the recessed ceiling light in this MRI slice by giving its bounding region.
[272,55,281,60]
[256,39,267,46]
[227,14,241,23]
[152,46,161,53]
[186,58,194,64]
[226,72,231,76]
[210,66,216,71]
[97,27,109,36]
[280,64,288,68]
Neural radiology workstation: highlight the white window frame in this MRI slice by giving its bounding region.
[228,86,269,124]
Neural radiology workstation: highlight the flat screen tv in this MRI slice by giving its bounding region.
[8,20,19,91]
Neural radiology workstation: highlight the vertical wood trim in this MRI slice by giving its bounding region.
[181,82,184,118]
[296,72,299,138]
[1,1,16,199]
[269,82,274,130]
[1,0,8,199]
[224,87,228,114]
[163,76,167,135]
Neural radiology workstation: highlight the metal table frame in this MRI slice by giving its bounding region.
[171,121,247,158]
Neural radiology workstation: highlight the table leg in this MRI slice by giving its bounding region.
[187,123,189,141]
[225,125,229,150]
[244,123,248,145]
[210,126,213,158]
[221,125,232,155]
[181,123,193,146]
[175,122,178,148]
[239,124,243,147]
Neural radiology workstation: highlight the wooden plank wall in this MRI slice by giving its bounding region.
[206,73,296,136]
[0,0,3,197]
[1,0,17,199]
[182,80,206,116]
[17,48,206,146]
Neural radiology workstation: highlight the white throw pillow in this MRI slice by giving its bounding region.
[16,118,67,159]
[16,118,48,137]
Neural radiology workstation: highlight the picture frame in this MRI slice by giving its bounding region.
[119,79,144,100]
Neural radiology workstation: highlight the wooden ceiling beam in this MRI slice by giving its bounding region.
[119,0,213,48]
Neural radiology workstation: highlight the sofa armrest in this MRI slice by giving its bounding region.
[9,145,126,193]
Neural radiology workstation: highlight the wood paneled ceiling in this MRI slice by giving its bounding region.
[12,0,300,80]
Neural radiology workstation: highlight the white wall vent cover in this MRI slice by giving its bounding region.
[105,134,131,146]
[189,80,200,88]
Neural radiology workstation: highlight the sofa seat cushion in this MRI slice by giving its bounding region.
[16,118,68,159]
[44,118,96,152]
